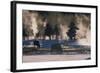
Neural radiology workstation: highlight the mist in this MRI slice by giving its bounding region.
[22,10,91,45]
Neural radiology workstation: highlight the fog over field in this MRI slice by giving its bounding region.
[22,10,91,45]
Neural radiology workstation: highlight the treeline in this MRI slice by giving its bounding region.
[22,10,90,40]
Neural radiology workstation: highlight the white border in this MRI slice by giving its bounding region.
[16,3,96,70]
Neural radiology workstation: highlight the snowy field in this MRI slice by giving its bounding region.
[23,54,90,63]
[23,39,91,63]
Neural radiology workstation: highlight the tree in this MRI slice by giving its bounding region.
[67,22,79,40]
[44,23,53,40]
[54,24,60,40]
[23,27,28,40]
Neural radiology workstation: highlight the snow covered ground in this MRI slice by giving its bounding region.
[23,39,91,63]
[23,54,90,63]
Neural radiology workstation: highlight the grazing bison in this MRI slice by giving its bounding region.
[51,43,63,54]
[34,40,41,48]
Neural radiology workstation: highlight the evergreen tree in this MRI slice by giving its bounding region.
[67,22,79,40]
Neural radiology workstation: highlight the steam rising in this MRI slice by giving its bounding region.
[22,10,91,45]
